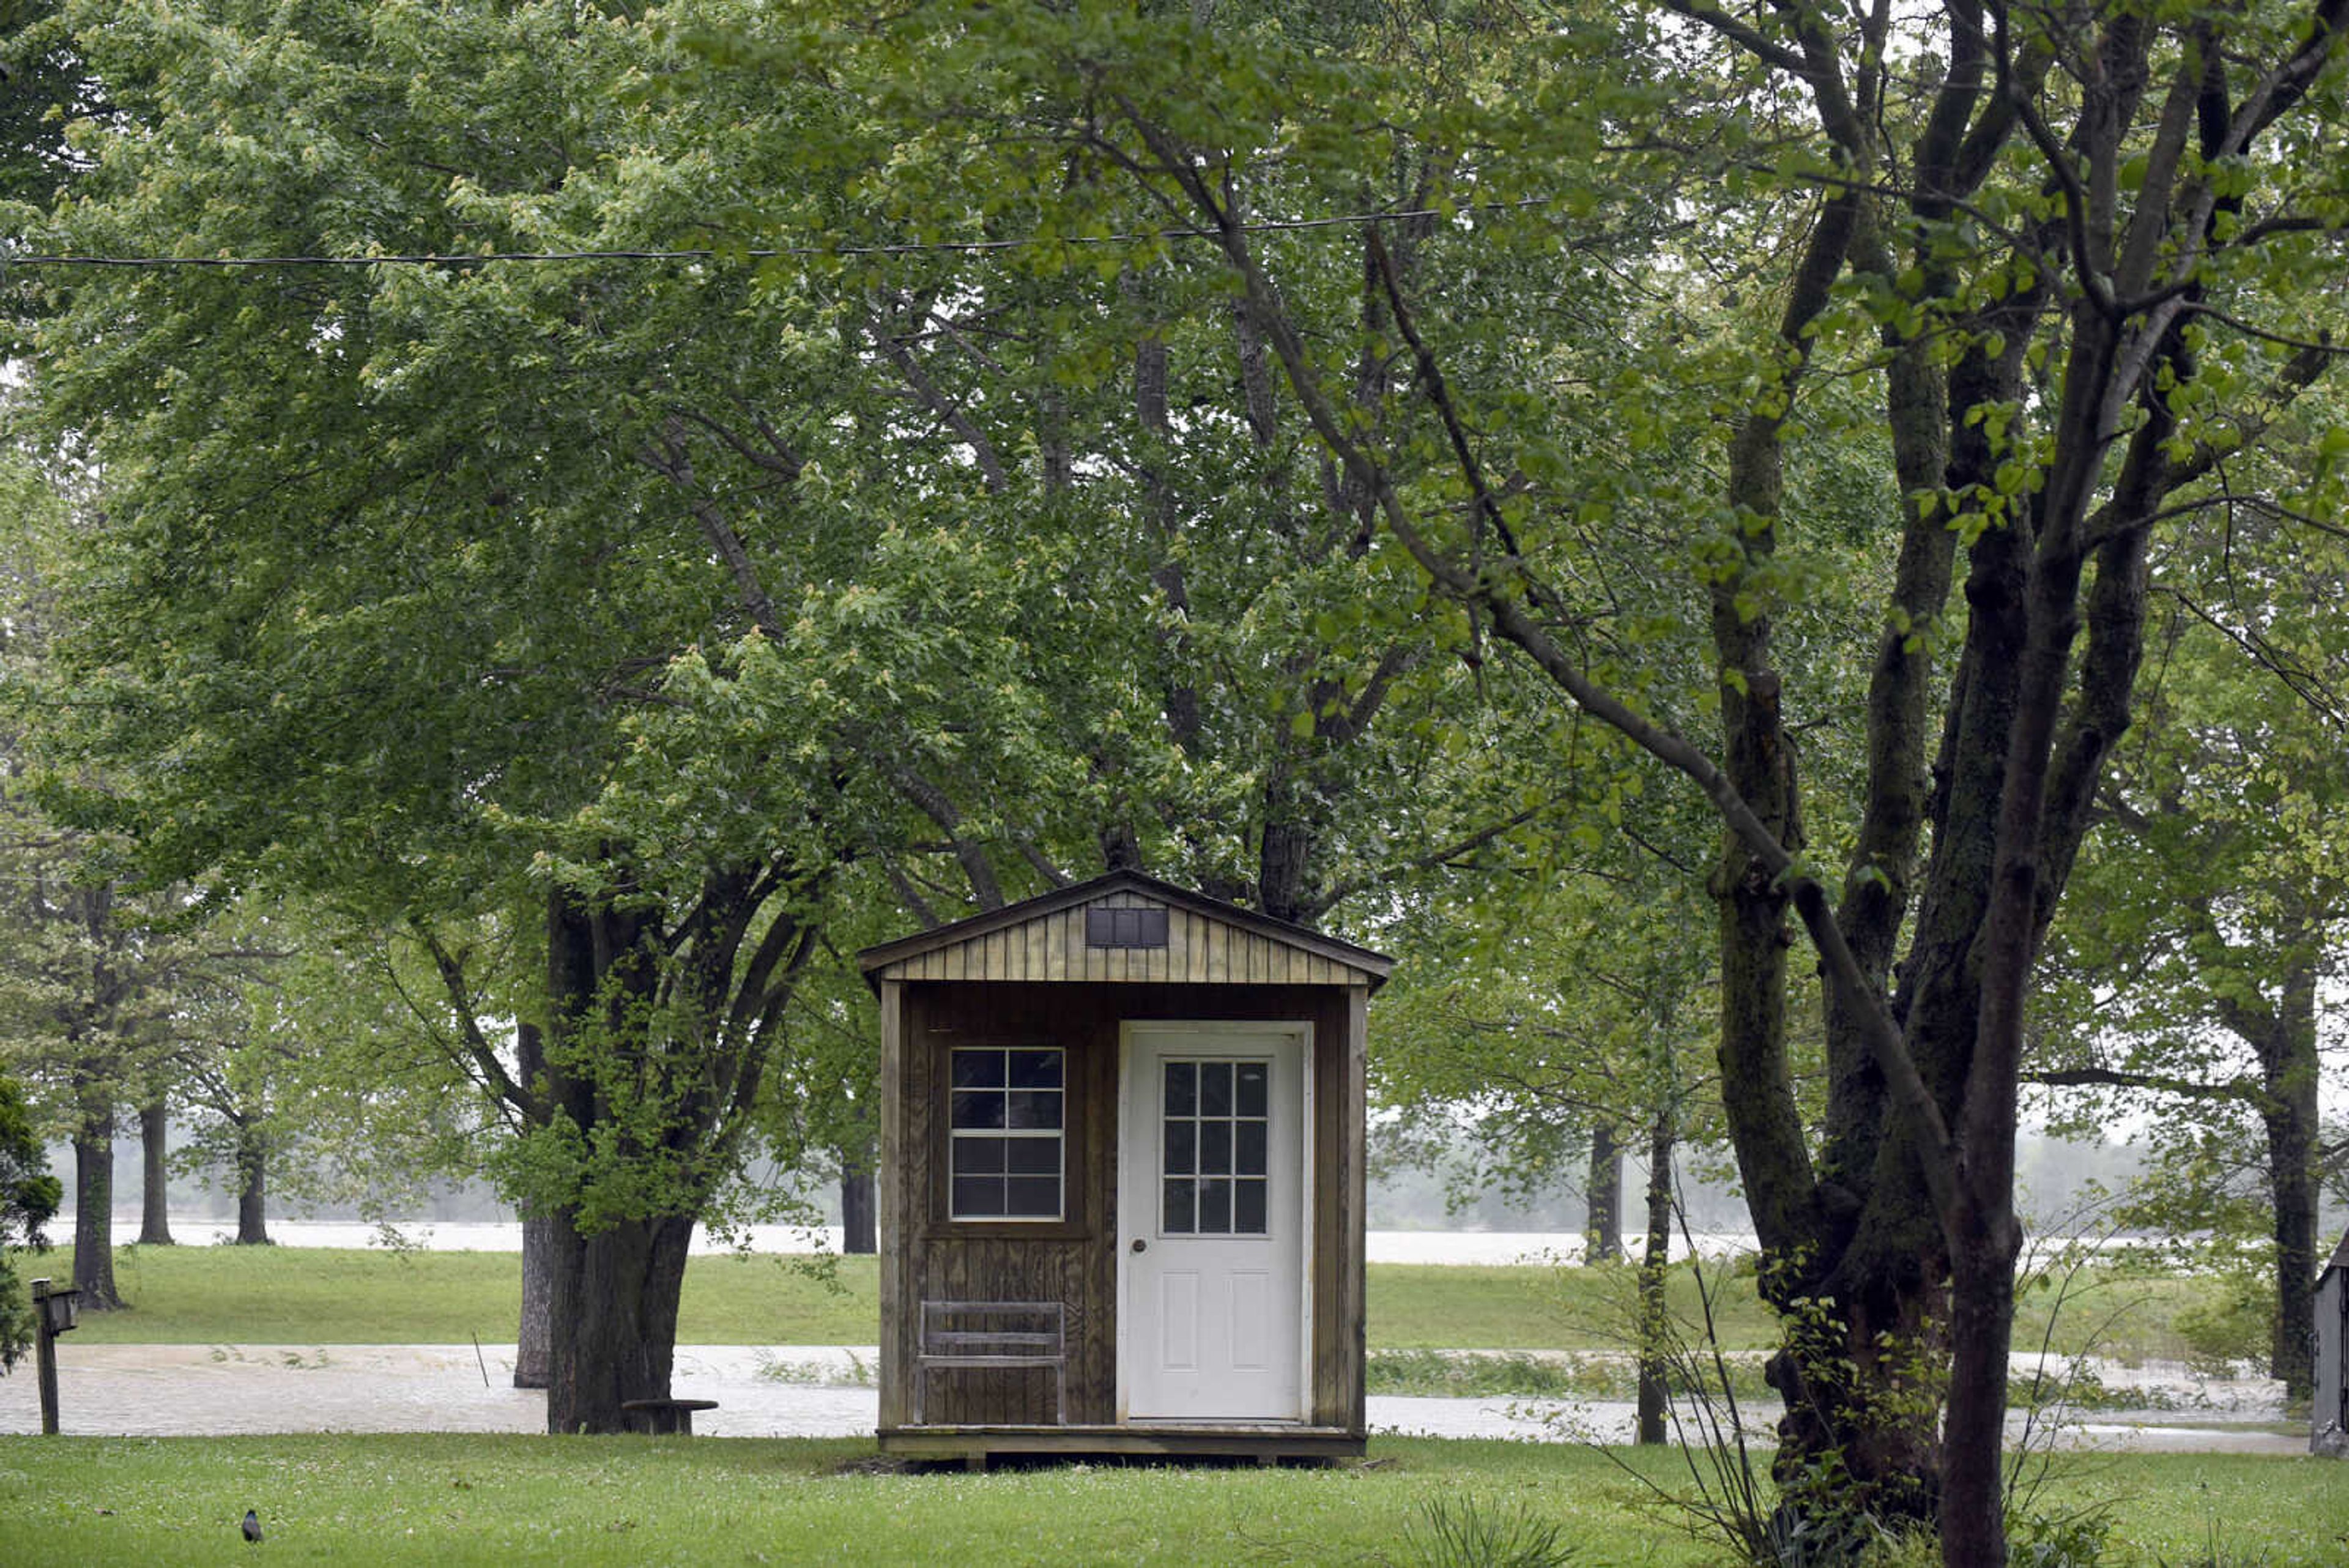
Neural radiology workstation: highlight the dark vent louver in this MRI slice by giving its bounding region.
[1085,907,1169,949]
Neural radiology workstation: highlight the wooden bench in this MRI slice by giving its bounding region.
[620,1397,719,1435]
[915,1300,1066,1426]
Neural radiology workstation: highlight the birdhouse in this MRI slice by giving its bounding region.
[33,1278,78,1335]
[858,871,1392,1466]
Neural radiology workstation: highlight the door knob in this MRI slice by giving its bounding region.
[1131,1238,1148,1253]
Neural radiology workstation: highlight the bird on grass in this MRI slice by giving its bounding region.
[242,1509,262,1544]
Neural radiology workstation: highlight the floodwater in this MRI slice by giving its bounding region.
[9,1217,2293,1453]
[0,1343,2299,1453]
[0,1344,2311,1457]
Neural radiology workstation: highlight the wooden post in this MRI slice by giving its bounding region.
[32,1277,62,1436]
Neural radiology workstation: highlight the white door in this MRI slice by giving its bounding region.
[1119,1023,1310,1422]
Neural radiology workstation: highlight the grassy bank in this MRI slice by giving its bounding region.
[0,1434,2337,1566]
[21,1244,2240,1366]
[55,1246,880,1346]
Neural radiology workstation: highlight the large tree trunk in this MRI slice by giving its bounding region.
[1584,1121,1621,1265]
[1705,188,1954,1534]
[137,1099,174,1246]
[544,1206,696,1434]
[71,1100,121,1310]
[2264,939,2322,1402]
[841,1161,877,1257]
[537,881,731,1435]
[515,1207,555,1389]
[1636,1109,1674,1444]
[232,1118,270,1246]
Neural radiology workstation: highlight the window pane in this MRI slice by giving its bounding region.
[1163,1119,1195,1175]
[1162,1177,1195,1233]
[1004,1176,1060,1217]
[1163,1061,1195,1117]
[1234,1178,1267,1235]
[1200,1120,1232,1175]
[1201,1061,1233,1117]
[952,1049,1004,1090]
[1006,1090,1062,1130]
[1008,1049,1062,1089]
[1007,1137,1059,1175]
[1198,1178,1231,1233]
[952,1176,1004,1218]
[948,1044,1063,1223]
[1236,1061,1268,1118]
[1236,1119,1266,1176]
[952,1137,1006,1176]
[951,1090,1004,1130]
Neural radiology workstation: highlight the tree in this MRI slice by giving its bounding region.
[1378,856,1721,1445]
[2033,513,2349,1399]
[0,437,195,1309]
[0,1067,63,1369]
[739,4,2349,1558]
[10,0,1165,1432]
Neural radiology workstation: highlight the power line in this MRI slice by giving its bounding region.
[0,200,1548,270]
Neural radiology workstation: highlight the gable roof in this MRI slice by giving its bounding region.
[856,869,1393,992]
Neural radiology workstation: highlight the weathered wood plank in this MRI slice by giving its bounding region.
[878,979,908,1429]
[1309,1000,1340,1427]
[1338,986,1369,1431]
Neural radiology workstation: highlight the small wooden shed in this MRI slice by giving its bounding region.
[2315,1230,2349,1456]
[857,870,1392,1465]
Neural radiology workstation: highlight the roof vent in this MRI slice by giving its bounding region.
[1085,907,1169,949]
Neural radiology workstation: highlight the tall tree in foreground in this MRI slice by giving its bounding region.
[757,3,2349,1558]
[10,1,902,1430]
[10,0,1220,1432]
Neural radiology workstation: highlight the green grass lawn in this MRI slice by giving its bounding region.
[23,1244,2240,1366]
[62,1246,880,1346]
[0,1435,2337,1567]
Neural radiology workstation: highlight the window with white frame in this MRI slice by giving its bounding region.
[948,1046,1065,1220]
[1159,1057,1270,1235]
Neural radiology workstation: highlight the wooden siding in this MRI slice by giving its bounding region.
[872,891,1374,988]
[878,980,1366,1437]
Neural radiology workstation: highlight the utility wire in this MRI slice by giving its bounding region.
[0,199,1549,270]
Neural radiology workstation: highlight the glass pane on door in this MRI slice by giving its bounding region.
[1161,1057,1271,1235]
